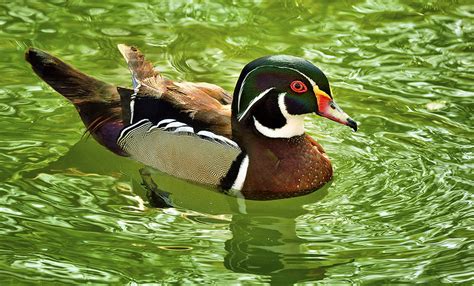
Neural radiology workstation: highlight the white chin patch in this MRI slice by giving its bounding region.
[253,93,305,138]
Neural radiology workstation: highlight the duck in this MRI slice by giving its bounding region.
[25,45,357,200]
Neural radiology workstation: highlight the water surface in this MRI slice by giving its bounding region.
[0,0,473,284]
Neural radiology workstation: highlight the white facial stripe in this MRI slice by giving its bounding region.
[237,87,274,122]
[253,93,305,138]
[236,64,316,114]
[231,155,249,191]
[236,66,262,114]
[284,66,316,86]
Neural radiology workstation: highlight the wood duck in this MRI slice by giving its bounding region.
[25,45,357,200]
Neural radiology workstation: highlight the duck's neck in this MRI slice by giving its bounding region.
[250,92,306,139]
[253,114,305,138]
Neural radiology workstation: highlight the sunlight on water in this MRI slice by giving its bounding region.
[0,0,473,284]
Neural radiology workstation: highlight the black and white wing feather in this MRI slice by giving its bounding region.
[117,119,241,186]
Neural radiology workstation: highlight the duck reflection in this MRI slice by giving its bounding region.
[139,167,343,284]
[225,214,329,284]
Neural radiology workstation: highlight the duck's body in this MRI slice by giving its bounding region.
[25,45,356,200]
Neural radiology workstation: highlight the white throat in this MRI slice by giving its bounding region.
[253,93,305,138]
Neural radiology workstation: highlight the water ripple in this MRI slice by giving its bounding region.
[0,0,473,284]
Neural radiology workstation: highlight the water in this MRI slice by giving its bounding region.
[1,0,473,284]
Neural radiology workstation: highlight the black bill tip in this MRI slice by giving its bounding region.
[347,118,358,132]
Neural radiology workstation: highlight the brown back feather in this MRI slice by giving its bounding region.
[117,44,232,138]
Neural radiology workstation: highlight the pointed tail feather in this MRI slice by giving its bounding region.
[117,44,168,97]
[117,44,160,82]
[25,48,131,156]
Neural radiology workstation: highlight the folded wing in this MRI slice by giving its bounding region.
[118,118,241,186]
[117,44,232,138]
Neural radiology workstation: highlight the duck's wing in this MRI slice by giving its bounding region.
[117,118,241,186]
[117,44,232,138]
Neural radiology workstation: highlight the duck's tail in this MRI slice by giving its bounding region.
[25,48,132,156]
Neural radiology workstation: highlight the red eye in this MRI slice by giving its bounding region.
[290,80,307,93]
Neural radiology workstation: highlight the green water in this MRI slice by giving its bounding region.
[1,0,473,284]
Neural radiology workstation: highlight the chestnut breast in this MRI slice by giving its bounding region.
[241,134,333,199]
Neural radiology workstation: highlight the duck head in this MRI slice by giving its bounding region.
[232,55,357,138]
